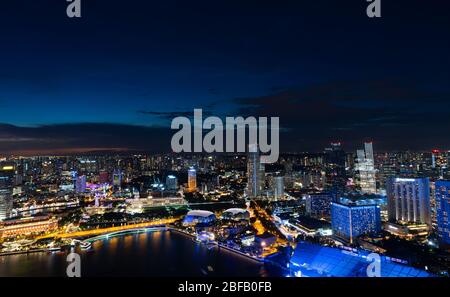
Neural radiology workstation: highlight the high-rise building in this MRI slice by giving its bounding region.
[187,167,197,192]
[0,163,15,221]
[112,169,123,189]
[247,144,265,198]
[305,192,333,218]
[435,180,450,247]
[272,176,284,200]
[324,142,347,194]
[99,171,109,184]
[166,175,178,190]
[75,175,87,193]
[386,177,431,228]
[331,202,381,244]
[355,142,377,194]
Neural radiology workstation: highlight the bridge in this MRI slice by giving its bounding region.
[70,226,167,246]
[37,218,178,240]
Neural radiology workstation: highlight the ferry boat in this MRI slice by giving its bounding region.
[46,241,61,252]
[80,241,92,250]
[46,246,61,252]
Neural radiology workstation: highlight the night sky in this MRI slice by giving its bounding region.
[0,0,449,155]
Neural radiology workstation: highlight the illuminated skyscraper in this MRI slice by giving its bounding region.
[112,169,123,189]
[386,177,431,228]
[305,192,333,219]
[0,163,15,221]
[272,176,284,201]
[166,175,178,190]
[247,144,265,198]
[331,201,381,244]
[99,171,109,184]
[355,142,377,194]
[435,180,450,246]
[187,167,197,192]
[75,175,87,193]
[324,142,347,194]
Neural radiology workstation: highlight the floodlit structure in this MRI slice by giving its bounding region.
[247,144,265,198]
[166,175,178,190]
[386,177,431,228]
[182,210,216,226]
[355,142,377,194]
[434,180,450,246]
[331,202,381,244]
[0,216,58,238]
[305,192,333,219]
[221,208,250,221]
[0,163,15,221]
[187,167,197,192]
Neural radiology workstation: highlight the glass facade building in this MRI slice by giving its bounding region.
[0,163,15,221]
[386,177,431,228]
[247,144,264,198]
[187,167,197,192]
[435,180,450,246]
[355,142,377,194]
[331,202,381,244]
[305,192,333,218]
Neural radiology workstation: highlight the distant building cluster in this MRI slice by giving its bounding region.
[0,140,449,275]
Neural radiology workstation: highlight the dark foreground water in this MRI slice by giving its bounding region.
[0,230,285,277]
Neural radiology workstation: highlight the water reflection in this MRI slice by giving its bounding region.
[0,230,284,277]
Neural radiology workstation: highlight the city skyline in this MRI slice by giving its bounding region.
[0,0,449,281]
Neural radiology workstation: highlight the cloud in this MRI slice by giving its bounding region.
[138,109,214,120]
[232,79,450,151]
[2,79,450,155]
[0,123,174,156]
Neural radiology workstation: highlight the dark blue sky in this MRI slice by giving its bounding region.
[0,0,449,155]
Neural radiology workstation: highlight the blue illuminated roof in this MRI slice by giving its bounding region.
[290,242,433,277]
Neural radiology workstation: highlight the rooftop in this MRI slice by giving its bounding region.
[186,210,215,218]
[290,241,433,277]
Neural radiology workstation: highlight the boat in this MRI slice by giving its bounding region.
[80,241,92,250]
[46,246,61,252]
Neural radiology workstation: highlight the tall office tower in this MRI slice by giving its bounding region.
[247,144,262,198]
[272,176,284,201]
[283,159,294,189]
[112,169,123,189]
[378,153,398,189]
[259,162,266,193]
[0,163,15,221]
[331,202,381,244]
[355,142,377,194]
[75,175,87,193]
[432,150,437,168]
[324,142,347,195]
[71,170,78,188]
[166,175,178,190]
[305,192,333,219]
[386,177,431,228]
[187,167,197,192]
[99,171,109,184]
[435,180,450,246]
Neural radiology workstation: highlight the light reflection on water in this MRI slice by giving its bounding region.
[0,230,284,277]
